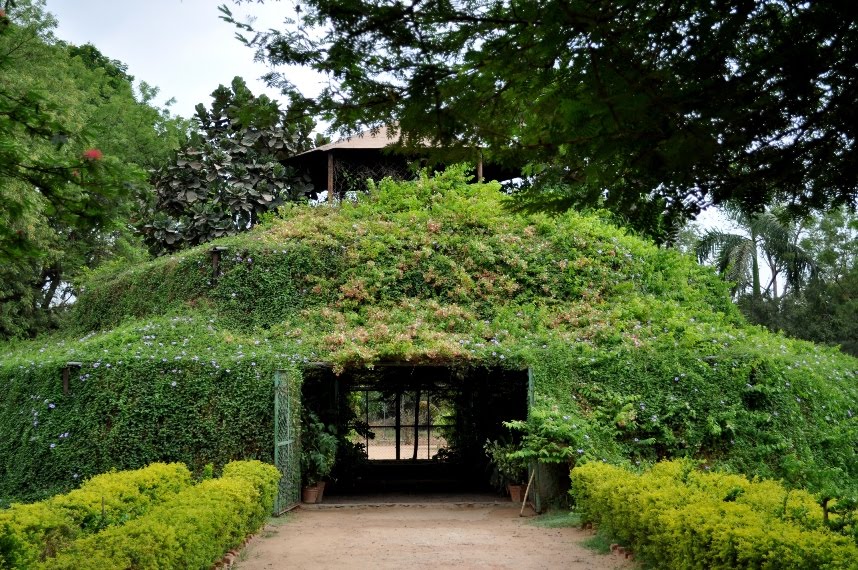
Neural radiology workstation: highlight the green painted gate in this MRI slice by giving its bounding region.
[274,369,301,515]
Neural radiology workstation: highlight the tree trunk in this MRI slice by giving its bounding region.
[40,267,61,310]
[752,231,761,299]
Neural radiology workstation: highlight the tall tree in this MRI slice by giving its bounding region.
[0,0,186,339]
[741,208,858,356]
[142,77,314,253]
[695,207,816,299]
[222,0,858,240]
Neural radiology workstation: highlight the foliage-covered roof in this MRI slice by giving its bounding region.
[65,167,738,366]
[1,168,856,503]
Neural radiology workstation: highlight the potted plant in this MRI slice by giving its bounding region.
[301,410,338,503]
[484,439,528,502]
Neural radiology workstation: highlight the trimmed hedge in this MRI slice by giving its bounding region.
[571,461,858,569]
[0,462,191,569]
[39,460,280,570]
[0,328,297,506]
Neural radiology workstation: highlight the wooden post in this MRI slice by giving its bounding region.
[413,388,420,460]
[327,152,334,202]
[395,391,401,460]
[211,249,221,277]
[210,246,228,278]
[63,362,82,395]
[520,468,536,516]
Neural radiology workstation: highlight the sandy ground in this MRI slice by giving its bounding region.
[365,442,444,460]
[235,504,635,570]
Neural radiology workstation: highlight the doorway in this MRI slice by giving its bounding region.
[301,364,529,500]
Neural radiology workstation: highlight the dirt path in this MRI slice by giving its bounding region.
[236,504,635,570]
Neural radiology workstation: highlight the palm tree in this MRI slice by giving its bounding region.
[695,207,817,299]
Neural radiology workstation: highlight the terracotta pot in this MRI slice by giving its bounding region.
[316,480,326,503]
[302,485,319,504]
[508,484,524,503]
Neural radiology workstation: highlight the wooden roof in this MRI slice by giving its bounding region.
[296,126,401,157]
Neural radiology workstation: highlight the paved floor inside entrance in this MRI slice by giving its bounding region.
[235,503,636,570]
[320,490,505,505]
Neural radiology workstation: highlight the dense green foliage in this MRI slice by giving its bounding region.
[0,463,191,568]
[37,460,279,570]
[1,170,855,510]
[223,0,858,239]
[571,461,858,568]
[300,410,337,485]
[743,274,858,358]
[731,208,858,357]
[0,315,297,505]
[143,77,315,253]
[0,1,187,340]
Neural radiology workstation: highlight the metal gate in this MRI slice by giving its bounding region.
[274,369,301,515]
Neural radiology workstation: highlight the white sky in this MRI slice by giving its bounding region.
[44,0,324,118]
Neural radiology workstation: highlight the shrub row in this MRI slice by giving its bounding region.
[39,460,280,570]
[0,463,191,569]
[571,461,858,569]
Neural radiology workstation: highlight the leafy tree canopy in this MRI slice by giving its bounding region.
[0,0,187,339]
[142,77,315,253]
[222,0,858,240]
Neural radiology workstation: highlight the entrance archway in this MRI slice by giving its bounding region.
[301,364,529,500]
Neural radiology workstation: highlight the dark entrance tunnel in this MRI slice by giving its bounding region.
[301,365,529,500]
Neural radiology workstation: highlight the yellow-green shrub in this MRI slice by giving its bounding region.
[684,470,825,531]
[221,460,282,529]
[39,460,280,570]
[571,461,858,569]
[0,463,191,569]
